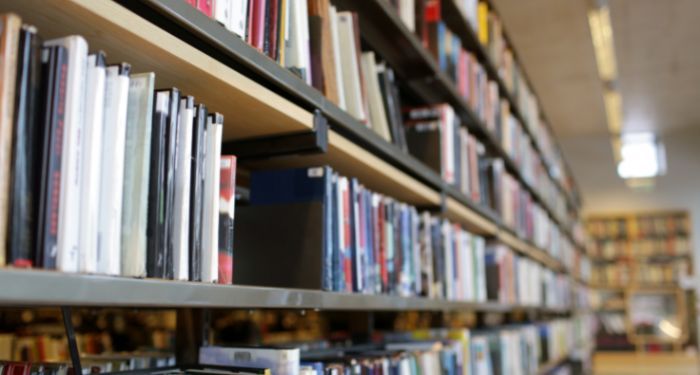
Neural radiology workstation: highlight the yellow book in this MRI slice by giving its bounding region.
[277,0,288,65]
[477,2,489,45]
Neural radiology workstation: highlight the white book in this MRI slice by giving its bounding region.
[474,235,487,302]
[285,0,310,84]
[459,128,470,196]
[336,12,367,122]
[173,96,195,281]
[78,52,106,274]
[398,0,415,32]
[442,221,453,300]
[121,72,155,278]
[229,0,248,38]
[214,0,233,31]
[97,63,130,276]
[328,5,346,110]
[44,36,88,273]
[200,346,300,375]
[201,114,223,282]
[360,52,392,142]
[440,105,456,184]
[411,208,421,296]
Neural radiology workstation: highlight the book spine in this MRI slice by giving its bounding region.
[252,0,267,51]
[0,13,22,267]
[197,0,214,17]
[8,24,41,267]
[163,88,181,279]
[262,0,272,56]
[173,96,195,281]
[37,46,68,270]
[201,113,223,282]
[218,155,237,284]
[97,63,131,276]
[78,51,106,274]
[147,91,170,278]
[121,72,155,278]
[189,104,208,282]
[44,35,88,273]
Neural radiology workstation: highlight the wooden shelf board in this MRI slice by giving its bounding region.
[0,0,314,141]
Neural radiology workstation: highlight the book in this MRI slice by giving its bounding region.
[197,0,214,17]
[250,0,267,52]
[376,63,407,152]
[200,346,300,375]
[336,12,367,123]
[0,13,22,267]
[202,113,223,282]
[162,87,182,279]
[327,5,345,110]
[78,51,106,274]
[36,45,68,269]
[121,72,155,278]
[218,155,237,284]
[173,96,195,281]
[43,35,88,273]
[308,0,339,105]
[214,0,233,31]
[147,90,171,279]
[97,63,131,276]
[285,0,311,84]
[399,0,415,32]
[360,52,392,142]
[276,0,288,65]
[267,0,280,61]
[7,24,40,268]
[189,104,208,282]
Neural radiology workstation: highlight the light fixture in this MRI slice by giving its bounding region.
[588,4,617,82]
[603,89,622,134]
[616,132,666,179]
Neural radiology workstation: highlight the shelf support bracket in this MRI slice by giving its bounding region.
[417,188,447,214]
[61,307,82,374]
[221,110,329,160]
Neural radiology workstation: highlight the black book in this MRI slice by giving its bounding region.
[161,88,181,279]
[189,103,208,282]
[262,0,272,57]
[147,90,170,278]
[377,67,407,152]
[36,45,68,269]
[8,25,41,267]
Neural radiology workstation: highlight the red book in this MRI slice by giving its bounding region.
[250,0,267,51]
[218,155,237,284]
[185,0,197,7]
[424,0,441,22]
[196,0,213,17]
[378,200,387,291]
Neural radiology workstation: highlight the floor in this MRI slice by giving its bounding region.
[593,352,700,375]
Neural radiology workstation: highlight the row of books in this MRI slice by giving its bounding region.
[0,16,237,283]
[587,214,690,240]
[572,251,591,284]
[485,242,571,308]
[401,103,574,266]
[188,0,409,149]
[237,166,580,305]
[0,354,175,375]
[592,261,688,287]
[398,0,572,222]
[457,0,575,196]
[236,166,490,301]
[592,238,691,259]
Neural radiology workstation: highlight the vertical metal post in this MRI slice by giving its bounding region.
[61,307,82,374]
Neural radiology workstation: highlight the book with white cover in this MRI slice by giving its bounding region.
[474,235,487,302]
[44,35,88,273]
[229,0,248,39]
[201,114,223,282]
[78,52,106,274]
[360,51,392,142]
[214,0,233,31]
[200,346,300,375]
[336,12,366,122]
[328,5,346,110]
[398,0,415,32]
[173,96,195,281]
[97,63,130,276]
[285,0,311,84]
[121,72,155,277]
[442,221,454,300]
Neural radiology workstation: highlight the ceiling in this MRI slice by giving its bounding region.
[490,0,700,216]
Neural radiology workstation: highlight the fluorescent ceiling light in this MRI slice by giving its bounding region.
[588,6,617,82]
[616,133,666,179]
[603,89,622,134]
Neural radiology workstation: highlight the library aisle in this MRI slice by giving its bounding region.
[0,0,697,374]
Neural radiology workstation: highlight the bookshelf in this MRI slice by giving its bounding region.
[587,211,694,352]
[0,0,594,373]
